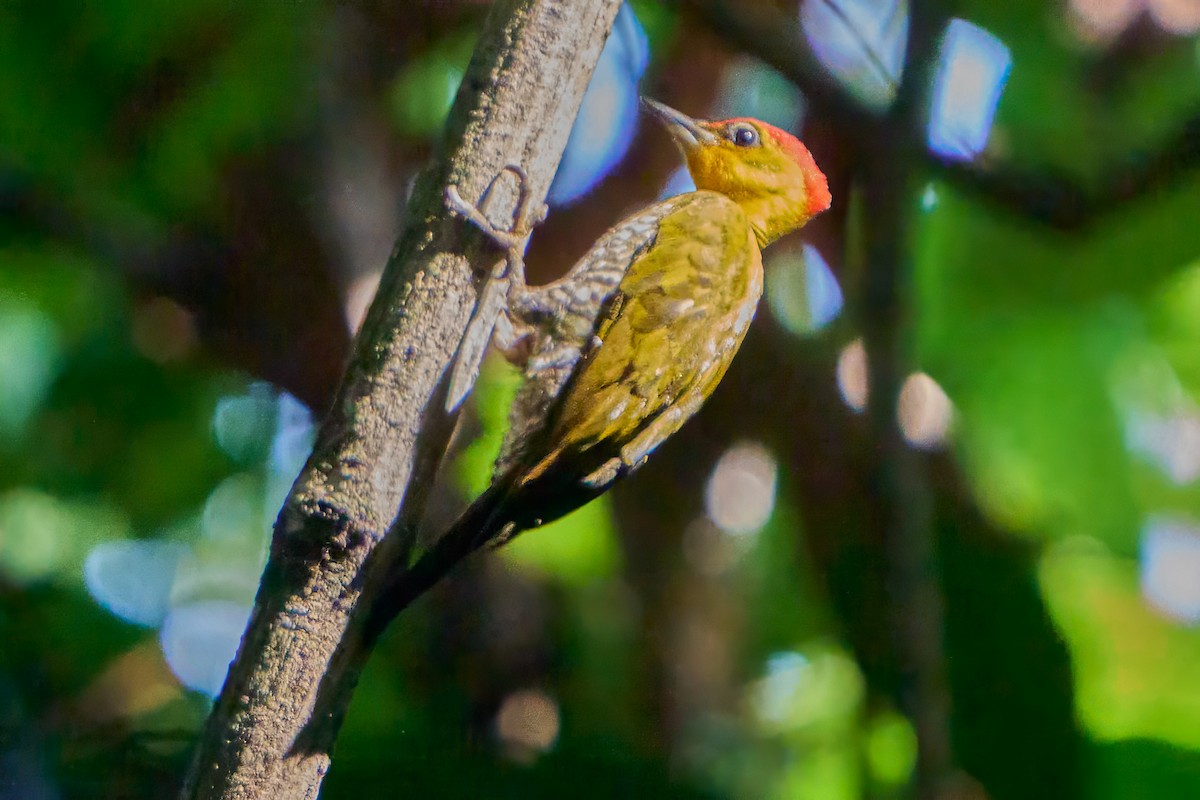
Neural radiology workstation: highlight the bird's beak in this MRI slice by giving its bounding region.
[640,97,718,150]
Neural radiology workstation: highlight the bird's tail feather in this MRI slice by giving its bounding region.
[363,457,611,643]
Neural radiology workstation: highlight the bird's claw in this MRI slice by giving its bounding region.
[445,184,525,254]
[444,164,546,284]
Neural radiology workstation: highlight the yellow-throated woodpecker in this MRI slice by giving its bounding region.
[370,99,830,629]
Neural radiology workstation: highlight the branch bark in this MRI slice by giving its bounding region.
[179,1,623,797]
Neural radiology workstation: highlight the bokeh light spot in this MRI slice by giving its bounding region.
[130,295,196,363]
[766,245,844,336]
[0,489,129,586]
[1125,408,1200,485]
[270,392,314,477]
[682,517,747,576]
[713,57,805,131]
[495,689,561,761]
[898,372,953,448]
[920,183,938,211]
[836,338,869,412]
[705,442,778,535]
[0,297,61,445]
[160,600,252,697]
[1068,0,1200,41]
[752,651,809,727]
[801,0,908,109]
[0,488,67,583]
[927,18,1011,162]
[1068,0,1140,43]
[1152,0,1200,34]
[749,644,865,734]
[344,271,381,333]
[212,382,277,464]
[1141,516,1200,624]
[202,473,265,545]
[865,710,918,785]
[660,164,696,199]
[547,2,649,206]
[387,33,472,138]
[267,391,315,516]
[85,540,188,627]
[72,642,182,727]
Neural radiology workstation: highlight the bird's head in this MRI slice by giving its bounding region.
[642,98,831,246]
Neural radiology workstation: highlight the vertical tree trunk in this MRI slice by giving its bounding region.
[180,2,623,798]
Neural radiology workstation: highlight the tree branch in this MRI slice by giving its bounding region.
[680,0,1200,232]
[856,1,959,794]
[179,1,623,798]
[926,112,1200,230]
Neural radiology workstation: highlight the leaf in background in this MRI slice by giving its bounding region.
[1040,538,1200,750]
[387,30,475,139]
[912,174,1200,553]
[500,499,621,585]
[950,313,1139,550]
[138,6,318,218]
[0,295,62,446]
[454,356,620,584]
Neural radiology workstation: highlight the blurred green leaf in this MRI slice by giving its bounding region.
[865,710,917,787]
[0,488,130,586]
[501,499,621,585]
[0,295,62,445]
[387,31,475,139]
[455,355,621,584]
[1040,538,1200,750]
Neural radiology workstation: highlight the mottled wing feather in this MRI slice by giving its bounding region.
[493,194,697,478]
[521,191,763,485]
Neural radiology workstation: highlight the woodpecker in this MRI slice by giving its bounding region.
[370,99,829,628]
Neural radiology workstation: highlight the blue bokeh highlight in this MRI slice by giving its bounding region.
[548,3,650,206]
[927,18,1012,162]
[84,384,315,696]
[802,244,844,331]
[800,0,908,109]
[1140,516,1200,625]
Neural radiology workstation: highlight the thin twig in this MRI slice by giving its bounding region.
[816,0,901,91]
[681,0,1200,232]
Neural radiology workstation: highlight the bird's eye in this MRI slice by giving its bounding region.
[729,124,760,147]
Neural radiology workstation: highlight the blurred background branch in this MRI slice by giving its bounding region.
[682,0,1200,232]
[854,0,955,793]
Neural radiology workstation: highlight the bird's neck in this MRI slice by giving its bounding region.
[736,191,805,248]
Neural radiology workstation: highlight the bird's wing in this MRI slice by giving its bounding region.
[493,193,698,479]
[526,190,761,481]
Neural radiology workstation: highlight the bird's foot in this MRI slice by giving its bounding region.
[444,165,549,412]
[445,164,548,289]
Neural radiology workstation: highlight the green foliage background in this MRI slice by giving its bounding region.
[3,1,1200,798]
